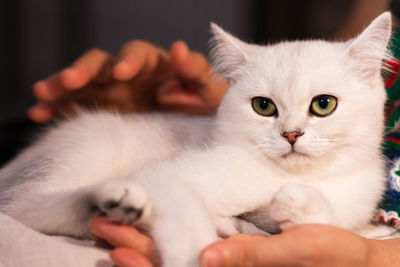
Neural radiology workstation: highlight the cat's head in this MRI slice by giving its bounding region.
[210,12,392,172]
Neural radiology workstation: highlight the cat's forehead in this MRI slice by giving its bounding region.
[254,40,346,73]
[241,40,349,99]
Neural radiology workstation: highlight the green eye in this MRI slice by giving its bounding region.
[252,97,277,117]
[310,95,337,117]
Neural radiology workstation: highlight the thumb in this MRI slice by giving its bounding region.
[170,41,210,81]
[200,234,296,267]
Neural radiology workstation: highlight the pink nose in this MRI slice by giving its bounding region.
[282,131,304,145]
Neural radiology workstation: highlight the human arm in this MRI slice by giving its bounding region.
[28,41,228,123]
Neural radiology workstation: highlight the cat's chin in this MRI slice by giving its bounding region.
[274,150,315,171]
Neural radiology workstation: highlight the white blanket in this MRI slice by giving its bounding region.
[0,213,112,267]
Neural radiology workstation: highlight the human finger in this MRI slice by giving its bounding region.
[113,40,167,81]
[156,79,205,108]
[60,48,113,89]
[170,41,210,81]
[27,101,82,123]
[157,41,225,113]
[90,217,157,262]
[111,248,154,267]
[27,102,56,123]
[32,76,66,102]
[168,41,227,112]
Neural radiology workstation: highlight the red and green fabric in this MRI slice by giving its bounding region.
[378,26,400,229]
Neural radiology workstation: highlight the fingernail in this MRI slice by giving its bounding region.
[33,80,46,90]
[90,217,121,238]
[113,56,141,80]
[61,66,91,89]
[201,250,222,267]
[32,81,48,97]
[115,59,129,71]
[61,68,77,77]
[115,56,138,69]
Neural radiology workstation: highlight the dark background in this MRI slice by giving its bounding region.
[0,0,387,164]
[0,0,358,123]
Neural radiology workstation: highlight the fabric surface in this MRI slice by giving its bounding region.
[0,212,112,267]
[377,26,400,229]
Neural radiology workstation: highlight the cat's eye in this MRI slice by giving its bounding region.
[252,97,277,117]
[309,95,337,117]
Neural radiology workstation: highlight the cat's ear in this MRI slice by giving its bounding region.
[347,12,392,79]
[209,23,254,81]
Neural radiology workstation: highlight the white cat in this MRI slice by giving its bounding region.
[0,12,392,267]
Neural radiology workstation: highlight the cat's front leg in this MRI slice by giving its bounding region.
[21,179,151,238]
[269,183,333,229]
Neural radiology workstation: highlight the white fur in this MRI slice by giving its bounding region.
[0,12,392,267]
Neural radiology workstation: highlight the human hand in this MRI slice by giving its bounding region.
[91,219,399,267]
[28,41,228,123]
[201,224,375,267]
[90,217,158,267]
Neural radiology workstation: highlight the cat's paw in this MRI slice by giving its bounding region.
[92,180,151,225]
[269,184,332,229]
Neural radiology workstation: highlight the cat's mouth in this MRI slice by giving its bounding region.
[281,148,309,159]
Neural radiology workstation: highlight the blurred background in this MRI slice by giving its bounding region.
[0,0,390,164]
